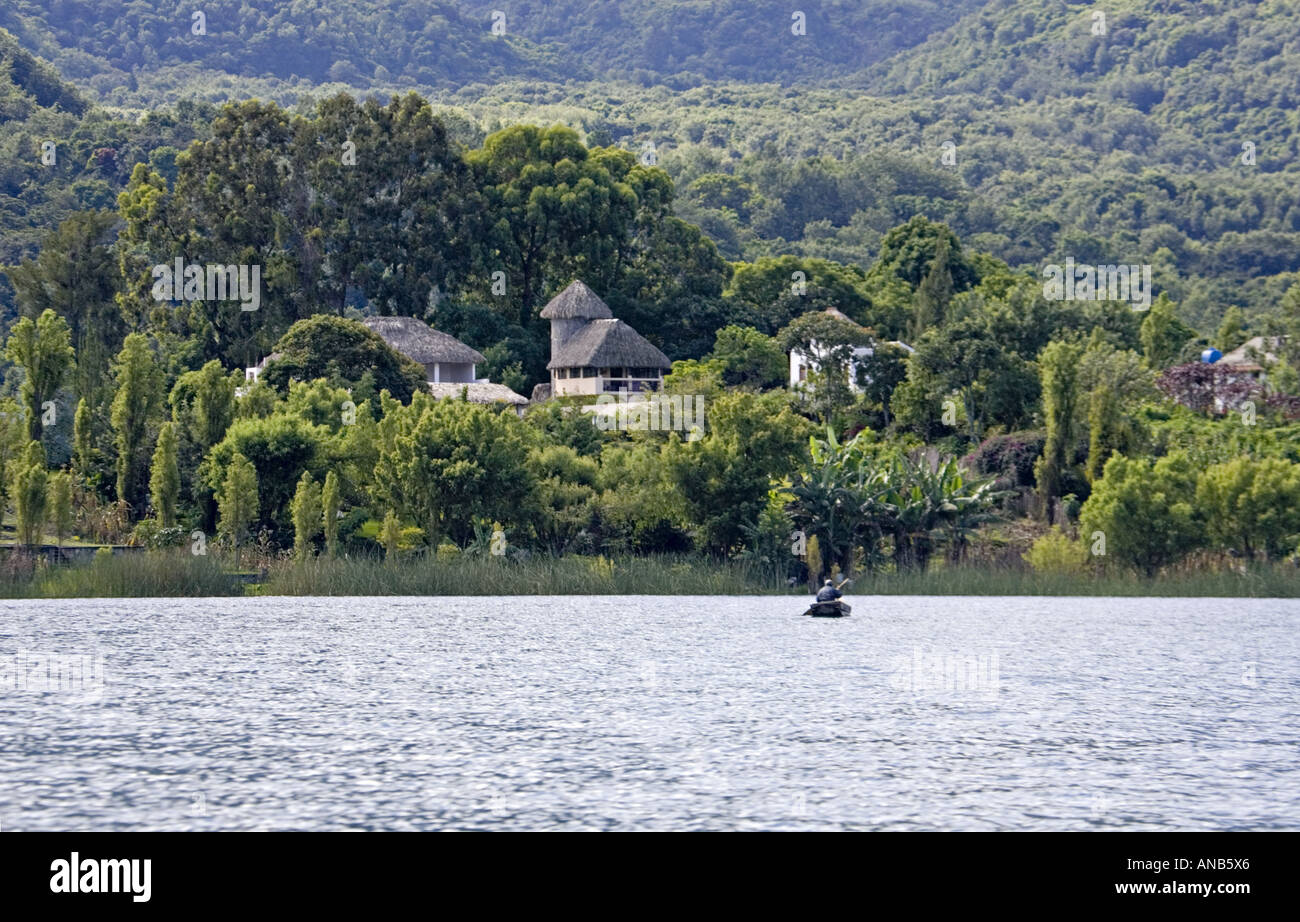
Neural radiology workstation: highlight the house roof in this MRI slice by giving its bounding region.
[823,306,862,326]
[427,382,529,406]
[361,316,485,365]
[547,318,672,370]
[1219,335,1280,369]
[539,280,614,320]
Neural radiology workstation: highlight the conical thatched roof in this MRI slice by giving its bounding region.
[539,280,614,320]
[547,319,671,370]
[361,316,484,365]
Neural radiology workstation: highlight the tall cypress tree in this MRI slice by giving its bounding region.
[149,421,180,527]
[321,470,341,557]
[12,441,48,547]
[47,471,75,548]
[217,452,259,548]
[73,398,93,481]
[1034,340,1084,520]
[912,235,956,340]
[110,333,163,515]
[4,309,74,441]
[291,472,322,561]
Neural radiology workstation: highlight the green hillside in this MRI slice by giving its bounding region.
[0,0,981,98]
[868,0,1300,159]
[2,5,1300,580]
[2,1,1299,330]
[0,0,568,93]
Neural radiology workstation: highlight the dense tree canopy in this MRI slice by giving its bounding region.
[263,316,428,405]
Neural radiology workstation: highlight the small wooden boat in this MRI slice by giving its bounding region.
[803,600,851,618]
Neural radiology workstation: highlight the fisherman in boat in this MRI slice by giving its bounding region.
[815,579,842,603]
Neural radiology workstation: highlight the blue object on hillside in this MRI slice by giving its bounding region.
[1201,348,1222,364]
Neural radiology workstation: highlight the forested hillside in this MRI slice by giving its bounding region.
[3,3,1300,580]
[0,34,212,298]
[4,2,1299,329]
[1,1,977,95]
[870,0,1300,156]
[0,0,566,93]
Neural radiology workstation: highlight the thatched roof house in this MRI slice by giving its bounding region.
[360,315,528,408]
[243,315,529,408]
[548,319,671,372]
[539,279,614,321]
[541,281,670,397]
[362,316,484,384]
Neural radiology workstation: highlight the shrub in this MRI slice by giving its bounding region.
[1023,527,1088,574]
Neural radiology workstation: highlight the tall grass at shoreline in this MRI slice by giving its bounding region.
[2,549,1299,598]
[845,566,1300,598]
[0,551,241,598]
[261,553,781,596]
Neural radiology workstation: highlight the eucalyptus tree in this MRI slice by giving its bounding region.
[6,210,123,405]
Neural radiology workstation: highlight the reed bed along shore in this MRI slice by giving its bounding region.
[847,566,1300,598]
[0,550,241,598]
[3,549,1300,599]
[260,553,779,597]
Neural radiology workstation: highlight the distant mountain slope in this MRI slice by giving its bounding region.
[867,0,1300,160]
[0,0,983,99]
[0,27,209,322]
[0,0,570,93]
[0,26,86,119]
[2,2,1299,331]
[459,0,984,83]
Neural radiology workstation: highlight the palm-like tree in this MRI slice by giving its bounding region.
[933,458,1002,563]
[882,454,1003,570]
[790,430,868,579]
[792,430,1002,575]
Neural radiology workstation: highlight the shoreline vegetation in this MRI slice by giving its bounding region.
[5,30,1300,602]
[3,550,1300,600]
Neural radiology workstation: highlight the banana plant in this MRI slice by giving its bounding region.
[790,430,864,577]
[792,428,1003,573]
[882,454,1003,569]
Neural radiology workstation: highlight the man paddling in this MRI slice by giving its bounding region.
[816,578,848,602]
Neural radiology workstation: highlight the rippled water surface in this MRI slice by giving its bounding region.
[1,595,1297,830]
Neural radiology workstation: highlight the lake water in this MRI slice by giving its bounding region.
[1,595,1296,831]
